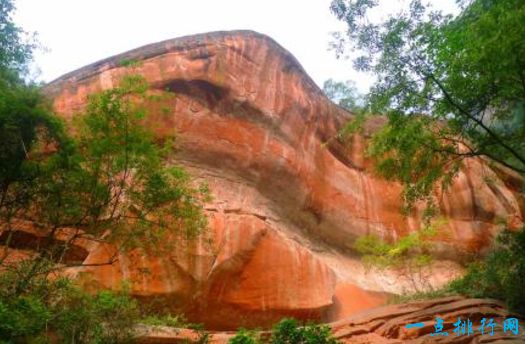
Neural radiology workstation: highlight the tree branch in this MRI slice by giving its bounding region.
[426,72,525,172]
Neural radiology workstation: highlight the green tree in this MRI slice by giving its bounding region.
[0,0,63,257]
[322,79,364,112]
[331,0,525,209]
[0,0,36,74]
[0,73,209,341]
[0,268,139,344]
[0,1,208,340]
[1,74,208,294]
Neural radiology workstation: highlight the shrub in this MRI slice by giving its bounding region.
[229,319,340,344]
[0,294,50,341]
[270,318,339,344]
[141,314,187,328]
[449,228,525,314]
[353,224,437,269]
[229,328,261,344]
[53,288,139,344]
[0,266,139,344]
[353,223,441,293]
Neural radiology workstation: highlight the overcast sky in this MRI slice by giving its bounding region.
[14,0,457,93]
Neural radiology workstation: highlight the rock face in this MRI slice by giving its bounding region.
[42,30,524,329]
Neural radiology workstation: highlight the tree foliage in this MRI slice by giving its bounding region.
[449,228,525,314]
[0,1,209,341]
[331,0,525,209]
[1,74,209,291]
[322,79,364,112]
[354,224,436,269]
[0,0,36,75]
[0,267,139,343]
[331,0,525,308]
[229,329,262,344]
[228,319,340,344]
[0,71,209,341]
[0,0,62,245]
[354,222,440,292]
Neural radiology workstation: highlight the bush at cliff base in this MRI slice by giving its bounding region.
[0,265,139,344]
[449,228,525,314]
[229,318,340,344]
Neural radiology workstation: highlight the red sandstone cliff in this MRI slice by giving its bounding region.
[38,30,523,329]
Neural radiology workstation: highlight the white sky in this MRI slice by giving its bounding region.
[14,0,458,93]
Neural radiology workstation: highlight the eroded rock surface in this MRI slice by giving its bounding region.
[40,30,524,329]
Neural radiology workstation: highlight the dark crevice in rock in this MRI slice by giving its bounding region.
[0,230,89,265]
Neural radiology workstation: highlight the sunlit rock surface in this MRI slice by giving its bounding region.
[42,30,524,329]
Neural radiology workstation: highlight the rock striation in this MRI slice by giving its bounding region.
[38,30,524,329]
